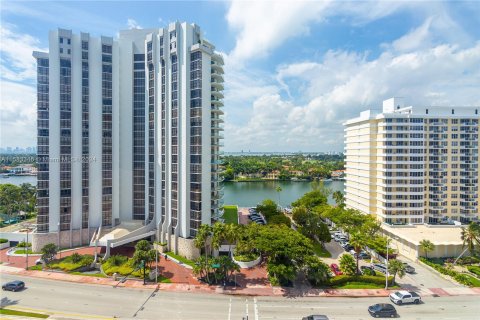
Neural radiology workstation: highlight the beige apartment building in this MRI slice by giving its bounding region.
[344,98,479,259]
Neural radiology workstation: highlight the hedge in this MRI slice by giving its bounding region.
[0,239,8,244]
[17,241,32,248]
[420,257,476,287]
[327,275,394,286]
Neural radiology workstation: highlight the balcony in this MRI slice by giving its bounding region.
[211,72,224,82]
[211,91,224,99]
[211,81,224,90]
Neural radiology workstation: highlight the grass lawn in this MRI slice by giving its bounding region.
[14,249,36,254]
[312,242,332,258]
[222,205,238,224]
[0,308,49,318]
[165,251,196,268]
[464,274,480,287]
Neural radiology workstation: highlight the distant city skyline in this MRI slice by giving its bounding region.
[1,1,479,151]
[0,146,37,154]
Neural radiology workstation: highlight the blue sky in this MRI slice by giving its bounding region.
[1,0,480,151]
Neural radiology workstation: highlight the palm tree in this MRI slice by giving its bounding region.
[194,224,213,259]
[388,259,406,286]
[349,232,366,274]
[419,239,434,259]
[461,222,480,256]
[211,222,226,252]
[224,223,239,256]
[275,185,282,207]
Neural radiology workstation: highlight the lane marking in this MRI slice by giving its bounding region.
[246,298,249,319]
[228,297,232,320]
[254,297,259,320]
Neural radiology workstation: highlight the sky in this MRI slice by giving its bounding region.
[1,0,480,152]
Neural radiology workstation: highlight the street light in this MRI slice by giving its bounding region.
[24,224,37,271]
[385,237,390,289]
[57,222,61,259]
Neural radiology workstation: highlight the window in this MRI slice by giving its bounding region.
[60,48,63,54]
[59,37,63,44]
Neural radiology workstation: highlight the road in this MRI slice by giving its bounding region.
[1,274,479,319]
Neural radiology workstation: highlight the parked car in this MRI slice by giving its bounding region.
[330,263,343,276]
[389,291,421,305]
[302,316,329,320]
[340,241,350,248]
[372,263,388,274]
[360,266,376,276]
[343,245,354,252]
[35,258,45,265]
[402,262,415,274]
[368,303,397,318]
[355,251,371,260]
[2,280,25,292]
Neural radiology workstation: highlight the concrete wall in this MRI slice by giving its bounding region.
[32,228,94,252]
[165,233,200,260]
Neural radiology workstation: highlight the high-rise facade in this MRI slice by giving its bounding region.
[32,23,224,256]
[344,98,479,225]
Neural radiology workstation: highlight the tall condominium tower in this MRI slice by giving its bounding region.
[32,23,224,258]
[344,98,479,225]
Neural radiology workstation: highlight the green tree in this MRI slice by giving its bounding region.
[275,185,282,206]
[388,259,406,285]
[292,189,327,210]
[256,199,280,221]
[461,223,480,256]
[224,223,239,256]
[194,224,213,277]
[339,254,356,276]
[211,222,226,252]
[304,256,331,286]
[222,167,234,181]
[41,243,58,265]
[0,184,22,220]
[332,191,345,207]
[268,214,291,227]
[349,232,367,274]
[316,222,331,246]
[419,239,435,259]
[292,206,309,226]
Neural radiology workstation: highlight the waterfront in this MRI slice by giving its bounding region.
[0,176,344,207]
[223,180,345,207]
[0,175,36,186]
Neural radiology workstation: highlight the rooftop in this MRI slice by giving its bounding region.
[382,224,464,246]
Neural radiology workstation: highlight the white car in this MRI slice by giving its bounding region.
[35,258,45,265]
[389,291,421,305]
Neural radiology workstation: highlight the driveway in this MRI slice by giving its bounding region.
[394,257,462,289]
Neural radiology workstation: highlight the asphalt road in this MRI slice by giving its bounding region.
[1,274,479,320]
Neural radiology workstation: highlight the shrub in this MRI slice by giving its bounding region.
[17,241,32,248]
[70,253,82,263]
[328,275,393,287]
[105,255,128,267]
[420,257,475,287]
[362,268,376,276]
[339,254,356,276]
[234,252,259,262]
[0,239,8,244]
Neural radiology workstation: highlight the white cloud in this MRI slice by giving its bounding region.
[127,18,142,30]
[225,43,480,152]
[0,81,36,148]
[0,23,46,82]
[226,0,331,63]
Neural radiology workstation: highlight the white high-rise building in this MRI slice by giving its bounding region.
[345,98,479,225]
[32,23,224,258]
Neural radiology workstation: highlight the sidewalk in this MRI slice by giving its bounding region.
[2,264,479,298]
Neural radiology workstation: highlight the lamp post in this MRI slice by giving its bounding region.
[25,224,38,270]
[57,222,61,259]
[385,238,389,289]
